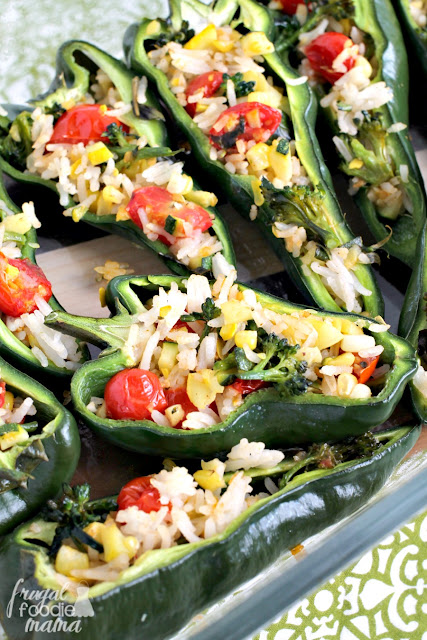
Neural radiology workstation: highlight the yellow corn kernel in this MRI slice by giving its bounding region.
[83,522,106,545]
[5,265,19,280]
[194,469,225,491]
[99,287,106,308]
[87,141,113,166]
[146,20,161,36]
[323,353,355,367]
[246,142,270,172]
[71,205,87,223]
[246,108,262,129]
[70,159,81,177]
[251,177,265,206]
[221,299,253,325]
[102,521,133,562]
[3,391,14,412]
[240,32,275,57]
[269,140,292,184]
[349,158,364,170]
[336,373,358,397]
[235,330,257,350]
[55,545,89,577]
[350,383,372,399]
[184,24,217,50]
[195,103,208,113]
[99,104,108,115]
[220,323,238,340]
[0,425,29,451]
[115,205,131,222]
[3,213,32,235]
[339,318,364,335]
[165,404,185,427]
[187,369,224,410]
[159,305,172,318]
[102,185,124,205]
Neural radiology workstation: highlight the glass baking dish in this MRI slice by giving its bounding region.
[1,2,426,638]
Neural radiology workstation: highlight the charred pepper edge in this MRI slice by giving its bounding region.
[0,425,419,640]
[123,0,384,317]
[0,170,90,382]
[0,40,236,277]
[0,355,80,535]
[44,274,416,457]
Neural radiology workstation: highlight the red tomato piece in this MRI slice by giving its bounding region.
[353,355,380,385]
[209,102,282,149]
[0,253,52,317]
[165,387,197,429]
[305,32,356,84]
[231,379,271,395]
[117,476,163,513]
[278,0,306,14]
[171,319,196,333]
[126,186,212,238]
[0,381,6,409]
[185,71,224,117]
[104,368,167,421]
[49,104,129,145]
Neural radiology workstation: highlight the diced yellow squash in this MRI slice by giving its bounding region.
[87,141,113,166]
[184,25,217,50]
[212,39,234,52]
[0,425,29,451]
[246,142,270,172]
[269,140,292,183]
[188,256,203,270]
[220,323,238,341]
[55,545,89,577]
[243,71,270,92]
[221,299,253,325]
[194,469,225,491]
[158,342,179,378]
[102,522,136,562]
[240,32,274,57]
[123,535,139,558]
[116,205,131,222]
[3,213,32,235]
[247,90,283,110]
[102,185,124,205]
[295,347,322,366]
[235,330,257,350]
[187,369,224,410]
[323,353,355,367]
[165,404,185,427]
[306,317,344,350]
[340,318,364,335]
[3,391,14,412]
[83,521,106,545]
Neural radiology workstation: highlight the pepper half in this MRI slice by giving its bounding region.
[398,221,427,421]
[271,0,426,267]
[0,425,419,640]
[124,0,384,316]
[0,40,235,276]
[44,274,416,458]
[0,355,80,535]
[0,170,88,384]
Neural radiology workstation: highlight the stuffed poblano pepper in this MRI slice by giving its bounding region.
[124,0,384,316]
[0,171,87,382]
[0,40,235,276]
[45,269,416,457]
[271,0,426,267]
[0,355,80,535]
[394,0,427,76]
[0,426,419,640]
[398,222,427,421]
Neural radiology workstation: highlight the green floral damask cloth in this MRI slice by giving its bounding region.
[256,511,427,640]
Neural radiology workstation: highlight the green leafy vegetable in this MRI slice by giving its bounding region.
[0,111,33,170]
[44,102,66,122]
[220,73,255,99]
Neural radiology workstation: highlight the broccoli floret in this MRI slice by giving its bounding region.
[337,120,394,186]
[237,329,308,393]
[261,177,336,249]
[220,73,255,99]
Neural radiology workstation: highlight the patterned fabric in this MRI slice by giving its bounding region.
[256,511,427,640]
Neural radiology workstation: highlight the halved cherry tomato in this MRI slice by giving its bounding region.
[305,32,356,85]
[185,71,224,118]
[49,104,129,145]
[165,387,197,429]
[0,382,6,409]
[353,355,380,385]
[171,319,196,333]
[231,379,271,395]
[278,0,306,14]
[209,102,282,149]
[126,186,213,240]
[104,368,167,421]
[0,253,52,317]
[117,476,163,513]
